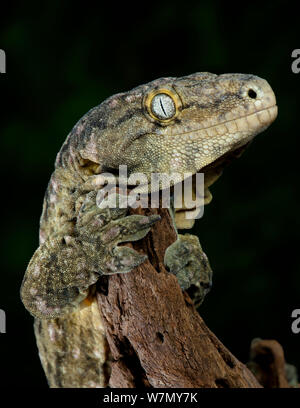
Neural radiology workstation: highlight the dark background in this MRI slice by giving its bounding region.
[0,0,299,387]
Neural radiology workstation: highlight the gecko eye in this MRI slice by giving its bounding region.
[144,88,182,123]
[151,93,176,120]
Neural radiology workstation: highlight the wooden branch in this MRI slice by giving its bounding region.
[96,205,261,388]
[247,339,291,388]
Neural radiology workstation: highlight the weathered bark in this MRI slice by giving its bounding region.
[96,205,261,388]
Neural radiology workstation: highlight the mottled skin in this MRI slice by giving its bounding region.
[21,72,277,387]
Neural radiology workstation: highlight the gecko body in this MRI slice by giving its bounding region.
[21,73,277,387]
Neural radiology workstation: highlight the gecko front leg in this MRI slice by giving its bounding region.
[164,234,213,306]
[21,191,160,319]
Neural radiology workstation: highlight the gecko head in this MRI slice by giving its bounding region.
[76,72,277,228]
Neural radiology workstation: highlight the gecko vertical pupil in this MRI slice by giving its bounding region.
[151,93,176,120]
[248,89,257,99]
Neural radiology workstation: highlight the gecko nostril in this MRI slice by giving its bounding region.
[200,281,212,290]
[248,89,257,99]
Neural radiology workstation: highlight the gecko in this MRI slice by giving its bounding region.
[20,72,277,387]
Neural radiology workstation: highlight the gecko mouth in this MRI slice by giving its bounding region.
[174,142,250,229]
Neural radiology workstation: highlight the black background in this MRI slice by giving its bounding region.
[0,0,299,387]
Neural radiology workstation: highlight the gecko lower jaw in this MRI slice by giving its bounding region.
[173,146,246,229]
[173,150,242,229]
[173,103,278,230]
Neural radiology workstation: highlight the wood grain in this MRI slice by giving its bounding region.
[96,206,261,388]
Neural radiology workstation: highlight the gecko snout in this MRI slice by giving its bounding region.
[242,76,277,112]
[238,76,278,128]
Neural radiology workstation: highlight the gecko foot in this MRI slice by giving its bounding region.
[164,234,212,305]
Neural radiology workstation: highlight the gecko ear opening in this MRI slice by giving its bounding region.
[76,157,103,178]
